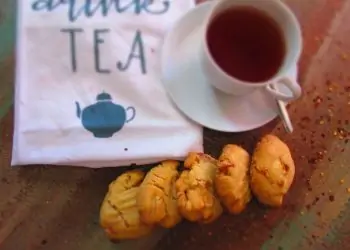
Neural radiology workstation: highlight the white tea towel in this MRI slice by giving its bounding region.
[12,0,203,167]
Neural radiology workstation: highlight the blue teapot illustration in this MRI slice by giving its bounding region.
[75,92,136,138]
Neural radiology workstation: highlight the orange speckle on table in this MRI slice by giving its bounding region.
[313,96,323,108]
[340,52,348,60]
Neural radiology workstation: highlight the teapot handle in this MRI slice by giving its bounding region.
[126,106,136,123]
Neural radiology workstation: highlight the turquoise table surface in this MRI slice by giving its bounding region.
[0,0,15,120]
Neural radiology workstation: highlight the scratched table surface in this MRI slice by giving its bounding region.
[1,0,350,250]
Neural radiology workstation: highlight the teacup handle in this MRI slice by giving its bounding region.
[265,77,302,102]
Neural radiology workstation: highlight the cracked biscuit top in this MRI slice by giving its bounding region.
[99,170,154,240]
[215,144,252,214]
[250,134,295,207]
[137,160,182,228]
[176,152,223,223]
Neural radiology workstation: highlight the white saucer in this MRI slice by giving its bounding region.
[160,2,298,132]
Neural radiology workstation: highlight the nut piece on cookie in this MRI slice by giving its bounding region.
[250,134,295,207]
[99,170,154,240]
[176,152,223,223]
[137,160,182,228]
[215,144,252,214]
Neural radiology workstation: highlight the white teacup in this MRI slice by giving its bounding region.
[200,0,302,101]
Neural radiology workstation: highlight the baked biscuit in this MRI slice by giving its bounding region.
[176,153,223,223]
[137,160,182,228]
[250,135,295,207]
[100,170,154,240]
[215,144,251,214]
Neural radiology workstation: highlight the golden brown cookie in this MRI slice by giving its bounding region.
[137,160,182,228]
[250,134,295,207]
[215,144,252,214]
[99,170,154,240]
[176,152,223,223]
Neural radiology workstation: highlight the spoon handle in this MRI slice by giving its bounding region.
[275,98,293,133]
[270,84,294,133]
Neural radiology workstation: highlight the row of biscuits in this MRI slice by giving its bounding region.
[99,134,295,240]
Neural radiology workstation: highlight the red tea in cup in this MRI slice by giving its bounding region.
[206,6,286,83]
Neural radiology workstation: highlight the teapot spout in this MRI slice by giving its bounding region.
[75,102,82,118]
